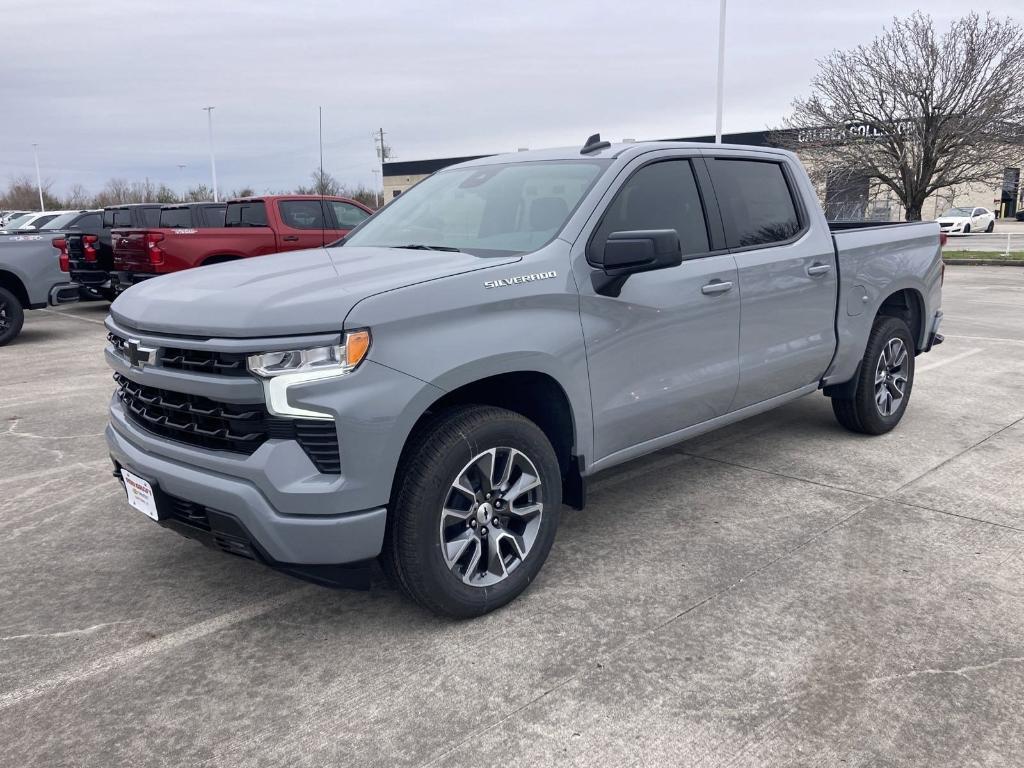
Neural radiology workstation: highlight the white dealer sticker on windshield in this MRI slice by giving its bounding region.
[122,469,159,520]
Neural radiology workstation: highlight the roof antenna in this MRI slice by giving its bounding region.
[580,133,611,155]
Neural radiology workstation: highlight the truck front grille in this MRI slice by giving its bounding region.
[158,346,250,376]
[114,373,340,473]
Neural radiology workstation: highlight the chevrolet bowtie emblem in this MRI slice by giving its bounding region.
[126,338,156,368]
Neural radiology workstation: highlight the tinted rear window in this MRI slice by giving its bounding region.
[159,208,193,228]
[225,201,268,227]
[104,209,134,228]
[708,159,802,248]
[142,207,160,227]
[202,205,225,227]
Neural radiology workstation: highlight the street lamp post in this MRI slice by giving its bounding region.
[31,144,45,211]
[203,107,219,202]
[714,0,727,143]
[371,169,381,208]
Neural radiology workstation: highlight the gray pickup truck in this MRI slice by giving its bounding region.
[104,137,943,617]
[0,210,100,345]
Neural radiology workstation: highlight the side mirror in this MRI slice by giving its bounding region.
[590,229,683,296]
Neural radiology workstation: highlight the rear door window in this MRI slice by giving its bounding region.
[159,208,193,228]
[591,159,710,257]
[202,205,226,227]
[279,200,326,229]
[707,159,802,248]
[225,201,269,227]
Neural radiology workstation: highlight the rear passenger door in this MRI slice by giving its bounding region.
[275,199,330,250]
[704,154,838,410]
[575,154,741,461]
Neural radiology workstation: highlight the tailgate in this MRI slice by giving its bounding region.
[112,229,151,271]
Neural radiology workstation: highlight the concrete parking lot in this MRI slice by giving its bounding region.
[1,265,1022,767]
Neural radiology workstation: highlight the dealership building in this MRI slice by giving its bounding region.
[383,129,1022,221]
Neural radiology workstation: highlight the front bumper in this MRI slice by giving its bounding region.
[107,415,387,582]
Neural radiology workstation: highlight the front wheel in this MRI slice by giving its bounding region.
[831,316,915,435]
[381,405,562,618]
[0,286,25,346]
[963,223,971,234]
[986,220,995,233]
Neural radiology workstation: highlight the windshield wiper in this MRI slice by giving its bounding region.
[394,244,462,252]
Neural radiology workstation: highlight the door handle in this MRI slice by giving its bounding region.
[282,235,300,242]
[701,280,734,295]
[807,263,832,276]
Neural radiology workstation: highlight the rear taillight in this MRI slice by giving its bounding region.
[939,232,948,247]
[52,237,69,272]
[145,232,165,266]
[83,234,99,262]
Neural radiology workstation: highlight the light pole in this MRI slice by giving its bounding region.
[714,0,727,143]
[177,164,187,201]
[31,144,45,211]
[203,106,219,202]
[371,169,381,208]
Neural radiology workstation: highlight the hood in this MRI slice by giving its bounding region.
[109,246,519,337]
[936,217,968,224]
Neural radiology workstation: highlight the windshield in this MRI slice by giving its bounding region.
[2,214,33,229]
[342,160,609,255]
[942,207,975,217]
[37,212,79,230]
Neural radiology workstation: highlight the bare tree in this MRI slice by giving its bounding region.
[0,174,59,210]
[183,184,214,202]
[777,12,1024,220]
[297,168,343,196]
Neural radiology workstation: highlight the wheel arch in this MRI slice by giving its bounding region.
[0,270,29,308]
[404,369,587,509]
[876,287,925,352]
[201,254,242,267]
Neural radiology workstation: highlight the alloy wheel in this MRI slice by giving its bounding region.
[874,337,909,416]
[439,447,544,587]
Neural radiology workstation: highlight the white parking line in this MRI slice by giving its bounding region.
[943,334,1024,346]
[916,348,983,372]
[37,308,107,325]
[0,586,314,712]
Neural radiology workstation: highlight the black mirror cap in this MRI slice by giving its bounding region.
[598,229,683,277]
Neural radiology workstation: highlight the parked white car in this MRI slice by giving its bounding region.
[936,206,996,235]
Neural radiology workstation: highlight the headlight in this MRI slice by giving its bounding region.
[247,330,370,420]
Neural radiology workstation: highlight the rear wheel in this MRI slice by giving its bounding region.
[0,286,25,346]
[831,315,915,435]
[381,405,562,618]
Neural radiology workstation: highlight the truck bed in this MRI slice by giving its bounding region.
[824,220,943,387]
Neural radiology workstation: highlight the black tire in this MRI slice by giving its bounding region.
[963,223,971,234]
[831,315,915,435]
[0,286,25,347]
[986,220,995,233]
[381,404,562,619]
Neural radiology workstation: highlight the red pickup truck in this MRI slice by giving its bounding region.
[112,195,373,288]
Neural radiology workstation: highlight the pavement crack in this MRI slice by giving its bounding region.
[0,620,138,643]
[857,656,1024,685]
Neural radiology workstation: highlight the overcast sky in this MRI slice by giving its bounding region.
[2,0,1020,197]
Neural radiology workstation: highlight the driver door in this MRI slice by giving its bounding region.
[574,154,740,462]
